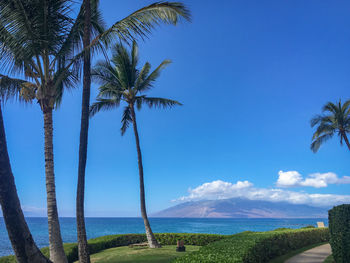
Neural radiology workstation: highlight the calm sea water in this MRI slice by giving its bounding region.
[0,217,328,257]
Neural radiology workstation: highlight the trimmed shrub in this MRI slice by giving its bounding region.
[0,233,226,263]
[329,204,350,263]
[156,233,225,246]
[173,228,329,263]
[301,225,316,229]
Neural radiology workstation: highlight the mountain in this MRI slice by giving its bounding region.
[153,198,328,218]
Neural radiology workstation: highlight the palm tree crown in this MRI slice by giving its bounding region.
[0,0,106,109]
[311,99,350,152]
[90,41,182,133]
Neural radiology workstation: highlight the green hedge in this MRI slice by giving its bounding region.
[329,204,350,263]
[173,228,329,263]
[0,233,226,263]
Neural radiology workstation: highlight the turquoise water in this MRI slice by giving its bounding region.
[0,217,328,257]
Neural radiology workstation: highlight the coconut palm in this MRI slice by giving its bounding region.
[0,86,50,262]
[0,0,189,261]
[76,0,93,262]
[90,41,181,248]
[311,99,350,152]
[76,2,190,262]
[0,1,107,261]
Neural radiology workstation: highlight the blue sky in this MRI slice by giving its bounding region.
[2,0,350,217]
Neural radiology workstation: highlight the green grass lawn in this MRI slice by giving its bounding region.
[76,245,200,263]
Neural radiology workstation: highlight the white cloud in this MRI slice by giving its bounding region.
[276,171,350,188]
[181,180,252,201]
[175,179,350,207]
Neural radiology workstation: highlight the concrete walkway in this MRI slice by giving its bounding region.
[285,244,332,263]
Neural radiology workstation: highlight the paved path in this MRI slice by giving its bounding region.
[285,244,331,263]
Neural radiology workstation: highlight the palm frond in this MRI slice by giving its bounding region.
[135,95,144,110]
[341,99,350,112]
[53,68,79,108]
[138,96,182,109]
[311,133,334,153]
[312,123,335,140]
[135,62,151,90]
[111,42,135,89]
[121,105,132,135]
[136,59,171,92]
[310,114,323,127]
[0,19,37,75]
[131,40,139,69]
[322,102,338,114]
[89,98,120,117]
[0,74,29,101]
[92,61,124,91]
[310,114,334,127]
[96,2,191,44]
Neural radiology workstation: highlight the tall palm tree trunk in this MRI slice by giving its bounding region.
[76,0,92,262]
[130,105,160,248]
[342,132,350,151]
[43,107,67,263]
[0,103,51,263]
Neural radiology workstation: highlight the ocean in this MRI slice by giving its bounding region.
[0,217,328,257]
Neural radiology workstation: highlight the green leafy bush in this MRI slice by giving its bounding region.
[301,225,316,229]
[173,228,329,263]
[329,204,350,263]
[0,233,226,263]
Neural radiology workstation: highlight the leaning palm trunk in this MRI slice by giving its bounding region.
[89,41,183,248]
[43,108,67,263]
[342,132,350,151]
[76,0,92,262]
[130,105,160,248]
[0,103,51,263]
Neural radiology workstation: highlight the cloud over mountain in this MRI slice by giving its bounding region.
[176,175,350,207]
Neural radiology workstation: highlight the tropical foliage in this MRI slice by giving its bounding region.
[311,100,350,152]
[0,0,190,262]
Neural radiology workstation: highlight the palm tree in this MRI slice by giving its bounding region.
[0,1,105,262]
[90,41,181,248]
[0,87,50,263]
[76,0,92,262]
[311,99,350,152]
[76,2,190,262]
